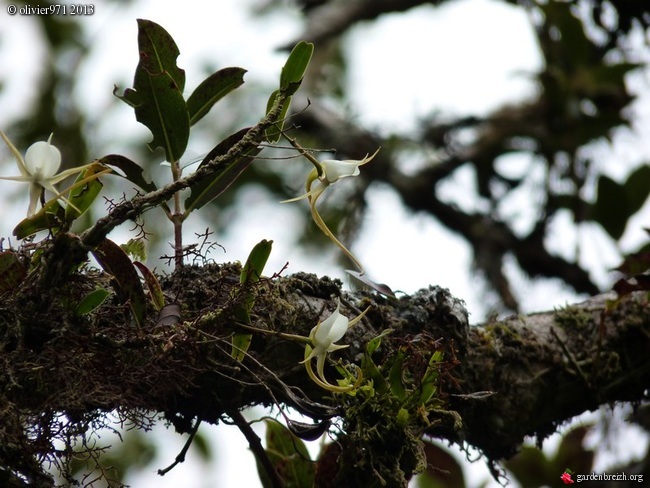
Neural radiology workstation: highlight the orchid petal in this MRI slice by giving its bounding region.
[0,175,31,182]
[327,317,349,343]
[0,132,99,216]
[0,130,30,178]
[27,184,42,217]
[24,138,61,178]
[320,148,380,183]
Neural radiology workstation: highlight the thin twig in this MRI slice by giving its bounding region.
[227,408,285,488]
[157,419,202,476]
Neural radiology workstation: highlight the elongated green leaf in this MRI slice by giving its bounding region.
[419,351,444,405]
[75,288,111,316]
[240,239,273,286]
[232,239,273,361]
[13,200,63,239]
[65,163,106,222]
[135,19,185,90]
[187,67,246,126]
[256,421,314,488]
[184,128,262,213]
[114,19,189,162]
[231,311,253,361]
[280,41,314,92]
[92,239,147,328]
[98,155,157,193]
[265,42,313,143]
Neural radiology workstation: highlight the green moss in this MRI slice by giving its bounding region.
[483,322,524,346]
[554,306,592,330]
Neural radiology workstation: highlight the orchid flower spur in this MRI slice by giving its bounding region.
[301,297,369,392]
[283,148,380,274]
[0,131,94,216]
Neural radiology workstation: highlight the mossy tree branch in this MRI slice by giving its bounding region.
[0,262,648,486]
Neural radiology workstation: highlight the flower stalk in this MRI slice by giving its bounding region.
[283,135,379,274]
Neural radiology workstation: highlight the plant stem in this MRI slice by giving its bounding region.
[228,408,284,488]
[171,159,184,269]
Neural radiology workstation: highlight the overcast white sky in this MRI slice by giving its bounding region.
[1,0,649,486]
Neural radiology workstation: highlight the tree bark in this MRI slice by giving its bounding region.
[1,262,648,486]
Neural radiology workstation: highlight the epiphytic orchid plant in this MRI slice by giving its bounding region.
[283,135,380,275]
[301,297,369,392]
[0,19,390,488]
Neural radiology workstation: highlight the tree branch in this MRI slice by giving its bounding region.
[1,264,648,484]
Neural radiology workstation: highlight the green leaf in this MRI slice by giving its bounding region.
[366,328,393,356]
[114,19,189,162]
[280,41,314,92]
[232,239,273,361]
[75,288,111,316]
[257,421,314,488]
[623,165,650,218]
[91,239,147,328]
[592,175,627,240]
[13,200,64,239]
[120,238,147,262]
[553,425,595,477]
[187,67,246,126]
[240,239,273,286]
[418,441,467,488]
[503,445,551,487]
[592,165,650,240]
[419,350,443,405]
[98,154,157,193]
[265,42,313,143]
[0,251,27,294]
[361,330,393,395]
[135,19,185,90]
[231,315,253,361]
[184,127,262,213]
[192,430,213,461]
[65,163,106,222]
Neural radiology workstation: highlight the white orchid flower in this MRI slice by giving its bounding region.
[283,148,380,274]
[319,155,371,183]
[0,131,92,216]
[301,297,369,392]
